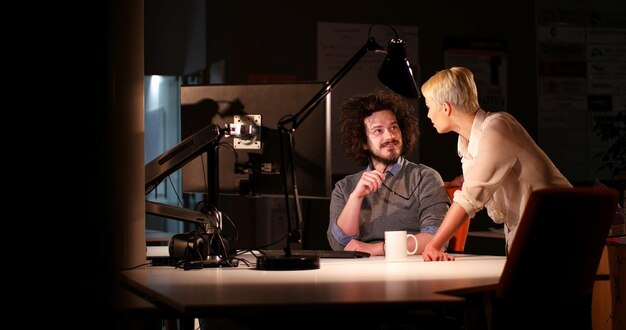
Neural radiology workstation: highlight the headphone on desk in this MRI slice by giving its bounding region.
[168,201,238,268]
[169,231,235,262]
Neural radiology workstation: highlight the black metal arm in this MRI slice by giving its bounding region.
[277,37,384,251]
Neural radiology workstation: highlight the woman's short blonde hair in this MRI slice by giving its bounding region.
[420,66,480,114]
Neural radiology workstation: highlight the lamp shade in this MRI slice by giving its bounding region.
[377,38,420,98]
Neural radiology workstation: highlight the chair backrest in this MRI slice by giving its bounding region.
[494,187,619,328]
[444,183,471,253]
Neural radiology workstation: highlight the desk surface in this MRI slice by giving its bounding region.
[120,253,506,316]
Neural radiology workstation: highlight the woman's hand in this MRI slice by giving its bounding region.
[422,244,455,261]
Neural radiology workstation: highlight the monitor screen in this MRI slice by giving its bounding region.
[180,82,331,198]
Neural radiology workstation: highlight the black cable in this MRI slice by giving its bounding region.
[244,233,290,253]
[121,262,153,271]
[220,208,238,243]
[166,175,185,208]
[199,201,240,250]
[233,257,250,267]
[216,141,238,163]
[174,260,186,269]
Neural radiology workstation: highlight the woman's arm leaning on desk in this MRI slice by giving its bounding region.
[423,203,468,261]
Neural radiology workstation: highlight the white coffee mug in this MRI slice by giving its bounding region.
[384,230,418,259]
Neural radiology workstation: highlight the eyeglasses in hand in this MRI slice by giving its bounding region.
[381,180,419,200]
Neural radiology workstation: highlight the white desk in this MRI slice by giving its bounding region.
[120,253,505,323]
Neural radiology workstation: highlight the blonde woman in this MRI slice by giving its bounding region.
[420,67,571,261]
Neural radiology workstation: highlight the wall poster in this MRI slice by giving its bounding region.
[536,0,626,181]
[444,37,508,113]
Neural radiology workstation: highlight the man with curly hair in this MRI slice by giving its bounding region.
[327,90,449,256]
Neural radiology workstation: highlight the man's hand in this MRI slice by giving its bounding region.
[344,240,384,256]
[353,170,386,199]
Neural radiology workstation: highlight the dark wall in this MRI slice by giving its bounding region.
[204,0,537,181]
[145,0,206,75]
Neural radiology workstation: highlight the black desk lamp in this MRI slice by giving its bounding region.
[256,25,420,271]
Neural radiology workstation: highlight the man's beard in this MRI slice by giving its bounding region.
[370,149,400,166]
